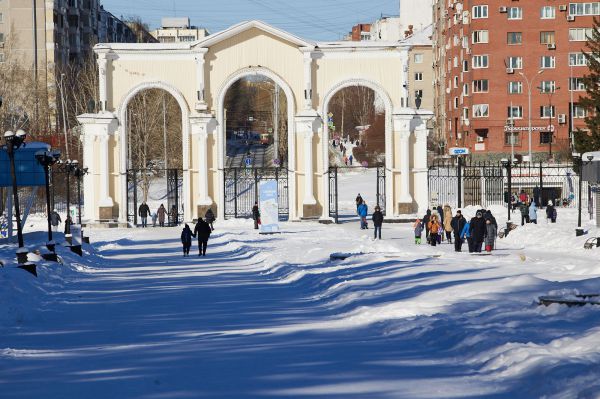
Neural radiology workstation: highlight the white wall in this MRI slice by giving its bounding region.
[399,0,433,32]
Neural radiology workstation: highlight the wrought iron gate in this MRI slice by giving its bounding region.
[224,167,289,220]
[328,165,386,223]
[126,168,183,226]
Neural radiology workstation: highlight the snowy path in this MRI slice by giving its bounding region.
[2,211,600,398]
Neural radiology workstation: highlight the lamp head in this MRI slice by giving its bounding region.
[500,158,509,167]
[588,155,594,161]
[4,130,15,139]
[51,150,61,162]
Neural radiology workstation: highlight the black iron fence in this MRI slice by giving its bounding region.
[126,168,183,226]
[428,160,594,210]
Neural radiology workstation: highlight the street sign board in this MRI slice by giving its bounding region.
[245,157,252,167]
[449,147,469,156]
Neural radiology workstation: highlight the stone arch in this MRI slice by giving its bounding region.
[321,78,394,218]
[116,81,192,222]
[215,66,298,220]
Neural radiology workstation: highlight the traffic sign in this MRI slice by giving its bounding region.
[449,147,469,156]
[245,157,252,167]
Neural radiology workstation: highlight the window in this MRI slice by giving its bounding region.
[540,132,554,144]
[540,105,555,118]
[574,105,587,118]
[473,104,489,118]
[541,56,555,68]
[570,52,587,66]
[508,81,523,94]
[540,31,555,45]
[473,55,489,68]
[569,77,586,91]
[569,2,600,16]
[541,6,556,19]
[415,72,423,81]
[453,76,459,88]
[462,60,469,72]
[569,28,594,41]
[473,79,489,93]
[0,32,4,43]
[507,56,523,69]
[507,32,522,45]
[473,5,488,18]
[453,56,458,67]
[505,132,520,145]
[454,97,459,109]
[414,53,423,63]
[539,80,557,93]
[508,7,523,19]
[0,13,3,23]
[179,36,195,42]
[0,52,4,63]
[463,83,469,96]
[415,90,423,100]
[462,107,469,120]
[508,105,523,119]
[472,30,489,44]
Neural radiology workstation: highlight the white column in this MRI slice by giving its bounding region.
[398,130,413,204]
[98,133,113,207]
[302,52,313,110]
[81,134,96,221]
[191,115,217,207]
[97,56,107,112]
[303,130,316,205]
[413,123,429,214]
[194,50,208,111]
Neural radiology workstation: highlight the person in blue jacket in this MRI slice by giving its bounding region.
[358,201,368,229]
[460,219,472,253]
[529,200,538,224]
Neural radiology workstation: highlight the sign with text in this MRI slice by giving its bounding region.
[70,224,82,246]
[259,180,280,234]
[449,147,469,156]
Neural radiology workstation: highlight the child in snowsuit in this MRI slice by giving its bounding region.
[427,215,441,247]
[484,219,497,252]
[181,224,193,256]
[414,218,423,244]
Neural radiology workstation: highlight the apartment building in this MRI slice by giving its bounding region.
[150,18,209,43]
[433,0,595,159]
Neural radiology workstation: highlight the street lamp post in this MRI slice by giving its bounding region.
[538,85,560,160]
[35,149,61,249]
[518,69,544,163]
[3,130,27,249]
[72,163,88,225]
[574,152,585,236]
[501,157,518,234]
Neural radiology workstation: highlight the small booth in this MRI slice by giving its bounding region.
[581,151,600,228]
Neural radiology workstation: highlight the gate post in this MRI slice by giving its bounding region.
[334,166,339,224]
[132,170,138,226]
[457,157,462,209]
[254,168,259,204]
[233,168,238,218]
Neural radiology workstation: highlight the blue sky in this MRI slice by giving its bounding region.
[101,0,400,41]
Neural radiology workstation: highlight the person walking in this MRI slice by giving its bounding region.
[50,209,61,232]
[180,224,193,257]
[519,201,530,226]
[358,201,369,229]
[252,202,260,230]
[484,219,497,252]
[461,219,472,253]
[519,189,529,205]
[546,200,557,223]
[193,217,212,256]
[169,204,179,227]
[151,211,158,227]
[422,209,432,244]
[529,200,538,224]
[414,218,423,244]
[355,193,364,213]
[427,214,441,247]
[138,202,150,228]
[205,208,216,230]
[157,204,167,227]
[450,210,466,252]
[443,204,453,244]
[64,214,73,235]
[349,154,353,165]
[372,205,383,239]
[469,211,486,253]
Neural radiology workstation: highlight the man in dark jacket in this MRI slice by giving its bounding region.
[546,200,557,223]
[205,208,216,230]
[180,224,193,256]
[372,206,384,239]
[450,210,466,252]
[138,202,150,228]
[193,217,212,256]
[50,210,61,232]
[252,202,260,230]
[469,211,486,253]
[422,209,432,243]
[355,194,363,213]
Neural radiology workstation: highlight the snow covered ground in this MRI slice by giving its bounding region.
[2,203,600,398]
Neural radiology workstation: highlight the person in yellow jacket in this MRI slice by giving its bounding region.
[427,214,441,247]
[443,204,453,244]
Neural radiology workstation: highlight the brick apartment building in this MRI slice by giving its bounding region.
[433,0,595,160]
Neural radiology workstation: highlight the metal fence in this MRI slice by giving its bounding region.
[428,160,595,211]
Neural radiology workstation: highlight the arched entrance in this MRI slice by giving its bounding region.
[216,67,297,221]
[321,79,394,222]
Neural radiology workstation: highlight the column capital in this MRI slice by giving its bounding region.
[190,113,217,135]
[295,111,322,134]
[76,113,119,135]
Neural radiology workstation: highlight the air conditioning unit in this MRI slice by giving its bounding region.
[558,114,567,124]
[547,43,556,50]
[559,5,568,11]
[499,6,508,13]
[567,15,575,21]
[506,68,515,74]
[476,136,485,143]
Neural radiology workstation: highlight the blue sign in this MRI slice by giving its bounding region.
[449,147,469,156]
[259,180,280,234]
[245,157,252,167]
[0,142,51,187]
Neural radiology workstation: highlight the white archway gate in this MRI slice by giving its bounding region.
[77,20,432,225]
